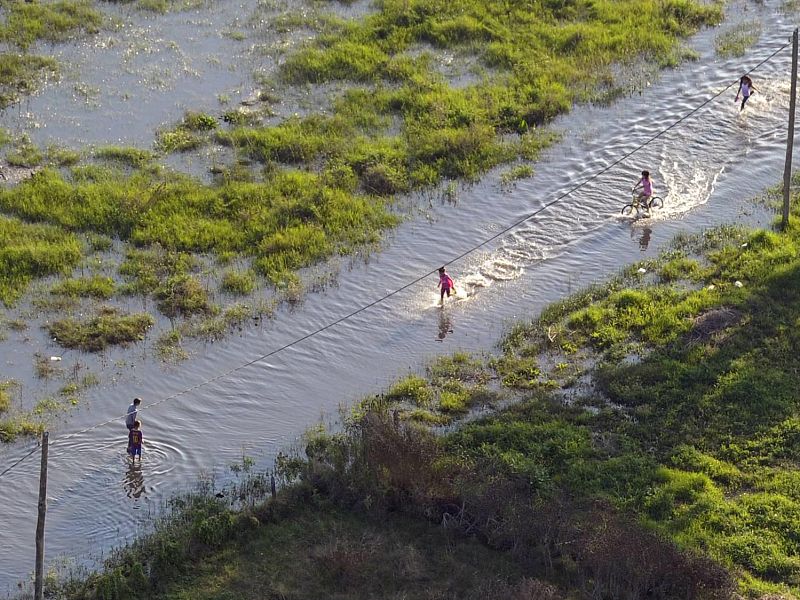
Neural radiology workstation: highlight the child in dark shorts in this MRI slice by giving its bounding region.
[128,420,143,460]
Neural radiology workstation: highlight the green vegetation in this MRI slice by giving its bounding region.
[156,111,218,152]
[0,0,102,108]
[63,180,800,596]
[0,0,720,321]
[94,146,157,169]
[500,164,534,189]
[0,215,81,305]
[715,21,762,58]
[220,269,256,295]
[57,486,574,600]
[47,307,154,351]
[0,379,13,413]
[0,0,101,49]
[50,275,115,299]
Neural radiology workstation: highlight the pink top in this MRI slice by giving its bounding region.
[439,273,454,289]
[641,178,652,196]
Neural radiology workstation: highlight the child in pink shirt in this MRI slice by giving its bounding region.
[438,267,455,303]
[632,170,653,205]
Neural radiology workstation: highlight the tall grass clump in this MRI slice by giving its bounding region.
[50,276,115,299]
[715,21,762,57]
[47,307,154,351]
[0,216,81,305]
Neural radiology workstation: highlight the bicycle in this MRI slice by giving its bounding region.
[621,193,663,216]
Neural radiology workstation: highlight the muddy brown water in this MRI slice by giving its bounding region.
[0,0,796,590]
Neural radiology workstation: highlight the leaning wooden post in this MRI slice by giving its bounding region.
[34,431,49,600]
[782,28,799,230]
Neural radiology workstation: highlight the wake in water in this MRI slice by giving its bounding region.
[417,72,792,308]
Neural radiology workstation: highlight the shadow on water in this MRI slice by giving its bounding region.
[436,310,454,342]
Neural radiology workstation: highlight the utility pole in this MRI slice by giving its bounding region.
[34,431,49,600]
[782,28,799,230]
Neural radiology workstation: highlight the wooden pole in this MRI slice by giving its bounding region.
[782,28,799,230]
[34,431,49,600]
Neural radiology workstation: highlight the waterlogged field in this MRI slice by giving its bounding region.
[60,180,800,599]
[0,0,723,440]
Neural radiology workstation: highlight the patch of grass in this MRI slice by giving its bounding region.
[119,248,194,297]
[47,145,81,167]
[6,136,43,167]
[0,0,102,49]
[0,215,82,306]
[384,374,433,407]
[715,21,762,58]
[85,232,113,253]
[155,127,204,153]
[94,146,156,169]
[50,276,115,300]
[499,164,534,189]
[156,112,218,153]
[156,275,215,318]
[47,307,154,352]
[0,418,42,442]
[0,379,16,413]
[156,329,189,362]
[220,270,256,295]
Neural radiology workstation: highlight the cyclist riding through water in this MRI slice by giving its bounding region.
[632,170,653,206]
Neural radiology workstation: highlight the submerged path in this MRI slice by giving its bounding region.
[0,0,797,589]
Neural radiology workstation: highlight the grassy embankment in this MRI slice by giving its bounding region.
[55,179,800,599]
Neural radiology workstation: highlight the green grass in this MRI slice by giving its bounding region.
[0,0,101,107]
[220,269,256,295]
[0,0,102,49]
[715,21,762,58]
[0,0,719,312]
[0,215,81,306]
[94,146,157,169]
[259,183,800,597]
[0,380,14,413]
[47,307,154,351]
[50,275,115,299]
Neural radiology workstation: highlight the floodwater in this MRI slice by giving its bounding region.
[0,0,797,590]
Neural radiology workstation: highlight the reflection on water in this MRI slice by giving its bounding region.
[123,461,146,502]
[436,310,454,342]
[638,227,653,251]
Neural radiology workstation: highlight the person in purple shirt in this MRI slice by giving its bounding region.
[632,170,653,206]
[437,267,455,304]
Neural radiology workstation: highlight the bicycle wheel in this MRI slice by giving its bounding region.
[648,196,663,210]
[621,204,636,216]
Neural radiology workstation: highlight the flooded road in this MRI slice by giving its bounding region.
[0,0,797,590]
